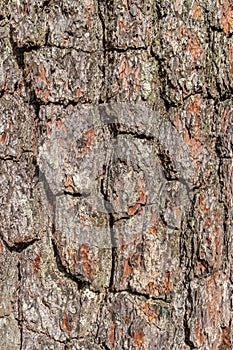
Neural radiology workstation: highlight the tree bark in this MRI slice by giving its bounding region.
[0,1,232,349]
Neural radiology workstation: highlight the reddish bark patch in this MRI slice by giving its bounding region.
[191,0,201,19]
[194,321,206,346]
[80,244,94,279]
[78,128,95,156]
[108,323,116,346]
[122,257,133,281]
[128,203,140,216]
[163,270,173,294]
[0,132,6,144]
[132,329,144,348]
[188,95,201,116]
[145,282,160,297]
[220,0,233,34]
[149,224,158,234]
[219,327,231,349]
[61,312,72,333]
[143,303,158,322]
[32,253,41,277]
[128,189,146,216]
[186,37,201,63]
[138,189,147,205]
[39,63,48,84]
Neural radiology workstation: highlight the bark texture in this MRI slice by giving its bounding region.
[0,1,233,349]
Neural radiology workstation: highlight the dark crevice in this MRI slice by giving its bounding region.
[9,24,41,70]
[100,169,116,291]
[29,89,41,119]
[51,231,91,290]
[116,130,154,141]
[0,235,39,253]
[63,190,83,197]
[183,283,196,349]
[42,0,51,9]
[106,45,147,53]
[116,288,173,303]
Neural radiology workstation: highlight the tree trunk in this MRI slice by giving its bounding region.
[0,1,232,349]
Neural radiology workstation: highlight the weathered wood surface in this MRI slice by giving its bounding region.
[0,1,232,349]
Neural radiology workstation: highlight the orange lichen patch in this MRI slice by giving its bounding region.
[188,95,201,116]
[108,323,116,346]
[122,257,133,281]
[0,132,6,144]
[80,244,94,279]
[191,0,201,19]
[39,63,48,84]
[163,271,173,293]
[149,224,158,235]
[32,253,41,277]
[138,189,147,205]
[132,330,144,348]
[143,303,158,322]
[76,87,82,97]
[61,312,72,333]
[0,241,3,254]
[220,0,233,34]
[186,36,202,63]
[128,203,140,216]
[145,282,160,297]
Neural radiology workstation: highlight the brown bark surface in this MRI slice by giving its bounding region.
[0,1,232,349]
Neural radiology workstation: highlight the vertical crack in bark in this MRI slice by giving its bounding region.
[17,262,23,350]
[97,0,107,103]
[100,163,116,292]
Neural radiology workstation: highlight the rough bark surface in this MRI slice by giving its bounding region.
[0,1,232,349]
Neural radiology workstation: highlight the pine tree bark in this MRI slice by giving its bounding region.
[0,1,232,349]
